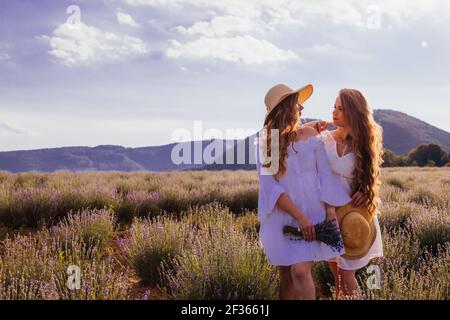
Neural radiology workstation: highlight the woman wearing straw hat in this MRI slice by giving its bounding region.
[256,84,352,300]
[303,89,384,298]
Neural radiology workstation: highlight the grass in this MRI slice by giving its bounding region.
[160,216,278,300]
[51,208,116,257]
[0,167,448,300]
[124,215,194,286]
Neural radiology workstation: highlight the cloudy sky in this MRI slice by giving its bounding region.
[0,0,449,151]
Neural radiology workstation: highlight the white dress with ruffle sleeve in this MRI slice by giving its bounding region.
[256,134,352,266]
[320,130,383,270]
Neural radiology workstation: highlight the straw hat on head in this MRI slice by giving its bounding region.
[336,202,376,259]
[264,84,313,117]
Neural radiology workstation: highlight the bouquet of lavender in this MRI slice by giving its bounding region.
[283,219,344,252]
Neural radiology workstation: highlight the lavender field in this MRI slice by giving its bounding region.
[0,168,449,300]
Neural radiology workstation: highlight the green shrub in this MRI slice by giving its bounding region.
[161,222,278,300]
[124,216,194,286]
[51,208,116,258]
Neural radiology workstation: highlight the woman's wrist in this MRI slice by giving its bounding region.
[294,209,306,222]
[326,206,336,219]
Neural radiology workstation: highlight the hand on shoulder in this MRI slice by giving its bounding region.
[301,120,333,133]
[295,126,319,141]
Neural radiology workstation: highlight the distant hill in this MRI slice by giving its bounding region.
[0,110,449,173]
[373,109,450,155]
[0,142,205,173]
[199,110,450,171]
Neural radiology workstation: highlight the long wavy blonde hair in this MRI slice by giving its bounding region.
[262,93,300,180]
[339,89,384,216]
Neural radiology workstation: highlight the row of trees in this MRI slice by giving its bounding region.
[382,144,450,167]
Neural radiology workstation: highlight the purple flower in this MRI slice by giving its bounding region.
[283,219,344,252]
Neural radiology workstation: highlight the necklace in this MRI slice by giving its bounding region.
[335,137,351,157]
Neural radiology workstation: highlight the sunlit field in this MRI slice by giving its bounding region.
[0,168,448,300]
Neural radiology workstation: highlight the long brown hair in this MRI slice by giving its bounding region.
[262,93,299,180]
[339,89,384,216]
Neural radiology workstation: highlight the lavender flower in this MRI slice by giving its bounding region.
[283,219,344,252]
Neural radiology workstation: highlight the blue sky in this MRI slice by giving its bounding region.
[0,0,449,151]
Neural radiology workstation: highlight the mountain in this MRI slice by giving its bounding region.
[0,142,205,173]
[0,110,449,173]
[373,109,450,155]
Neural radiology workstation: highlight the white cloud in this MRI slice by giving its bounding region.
[118,0,450,68]
[0,120,35,138]
[120,0,450,28]
[364,0,450,26]
[122,0,183,4]
[39,22,149,66]
[0,42,11,64]
[117,12,139,28]
[166,35,298,64]
[0,53,10,63]
[176,15,260,37]
[305,43,375,62]
[122,0,261,18]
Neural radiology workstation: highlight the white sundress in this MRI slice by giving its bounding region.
[320,130,383,270]
[256,134,352,266]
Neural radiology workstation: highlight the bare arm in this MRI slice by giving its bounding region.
[276,193,306,221]
[301,120,333,133]
[324,202,337,222]
[276,193,316,241]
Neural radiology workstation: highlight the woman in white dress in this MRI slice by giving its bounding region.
[303,88,384,298]
[256,84,352,300]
